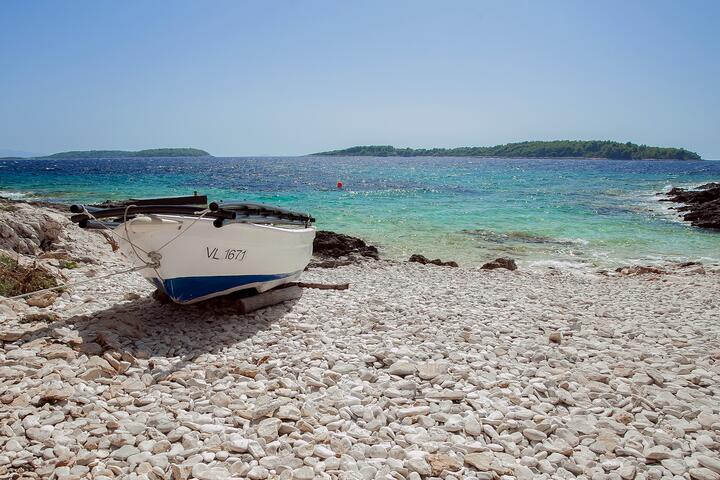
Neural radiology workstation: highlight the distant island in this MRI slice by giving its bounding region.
[313,141,701,160]
[31,148,211,159]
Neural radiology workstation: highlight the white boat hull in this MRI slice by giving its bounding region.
[114,215,315,304]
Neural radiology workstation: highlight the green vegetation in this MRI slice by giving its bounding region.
[313,141,701,160]
[38,148,211,159]
[58,260,79,269]
[0,254,57,297]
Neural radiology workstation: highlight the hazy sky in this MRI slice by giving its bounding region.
[1,0,719,158]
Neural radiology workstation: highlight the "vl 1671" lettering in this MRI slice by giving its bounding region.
[206,247,247,261]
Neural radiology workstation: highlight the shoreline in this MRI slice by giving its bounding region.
[308,155,705,161]
[3,154,720,273]
[5,155,716,162]
[2,195,719,273]
[1,200,719,478]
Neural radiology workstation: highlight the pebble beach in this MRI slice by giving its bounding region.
[1,200,720,480]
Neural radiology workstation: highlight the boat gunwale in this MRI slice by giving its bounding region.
[128,214,316,232]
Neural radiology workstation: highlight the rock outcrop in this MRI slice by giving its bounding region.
[312,231,379,260]
[0,201,65,254]
[662,183,720,230]
[481,257,518,271]
[408,254,458,267]
[615,265,666,276]
[613,262,705,276]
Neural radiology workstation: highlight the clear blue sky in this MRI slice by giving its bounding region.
[1,0,719,158]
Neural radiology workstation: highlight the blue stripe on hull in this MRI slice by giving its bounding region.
[154,272,297,303]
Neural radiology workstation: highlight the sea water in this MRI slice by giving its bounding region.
[1,156,719,268]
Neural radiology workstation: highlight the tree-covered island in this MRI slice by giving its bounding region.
[312,141,701,160]
[37,148,211,159]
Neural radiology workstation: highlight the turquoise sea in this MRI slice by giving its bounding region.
[1,156,719,269]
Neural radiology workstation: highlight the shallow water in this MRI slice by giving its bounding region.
[2,156,719,267]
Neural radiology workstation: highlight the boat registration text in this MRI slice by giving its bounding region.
[206,247,247,262]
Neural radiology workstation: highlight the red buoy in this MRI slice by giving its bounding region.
[337,180,343,189]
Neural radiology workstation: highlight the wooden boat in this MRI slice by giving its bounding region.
[70,195,315,304]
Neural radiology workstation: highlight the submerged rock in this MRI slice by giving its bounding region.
[462,228,576,246]
[408,254,458,267]
[481,257,518,271]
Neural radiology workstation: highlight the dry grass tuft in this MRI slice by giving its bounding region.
[0,253,58,297]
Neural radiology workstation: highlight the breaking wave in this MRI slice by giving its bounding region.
[0,190,30,200]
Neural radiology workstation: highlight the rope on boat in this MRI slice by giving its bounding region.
[86,204,211,272]
[0,206,211,303]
